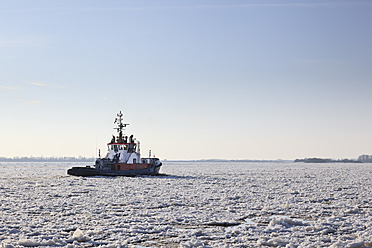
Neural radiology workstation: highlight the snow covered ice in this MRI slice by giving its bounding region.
[0,161,371,247]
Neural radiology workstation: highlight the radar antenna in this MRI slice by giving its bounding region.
[114,111,129,143]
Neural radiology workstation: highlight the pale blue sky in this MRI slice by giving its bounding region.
[1,0,371,160]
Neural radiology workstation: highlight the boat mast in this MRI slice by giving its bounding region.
[114,111,129,143]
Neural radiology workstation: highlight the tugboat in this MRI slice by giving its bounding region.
[67,111,162,176]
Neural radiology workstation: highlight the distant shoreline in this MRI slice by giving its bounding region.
[163,159,292,163]
[294,158,362,163]
[0,157,95,162]
[0,157,291,163]
[0,157,369,163]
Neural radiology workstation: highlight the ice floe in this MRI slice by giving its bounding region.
[0,161,371,247]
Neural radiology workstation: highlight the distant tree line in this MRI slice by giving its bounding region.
[294,157,363,163]
[0,156,95,162]
[357,154,372,163]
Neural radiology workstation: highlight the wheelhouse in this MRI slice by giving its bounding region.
[107,142,139,153]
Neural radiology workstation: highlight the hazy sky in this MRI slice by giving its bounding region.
[1,0,371,160]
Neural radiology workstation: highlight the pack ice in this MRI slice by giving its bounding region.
[0,161,371,247]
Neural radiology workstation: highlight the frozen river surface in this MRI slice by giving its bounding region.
[0,161,371,247]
